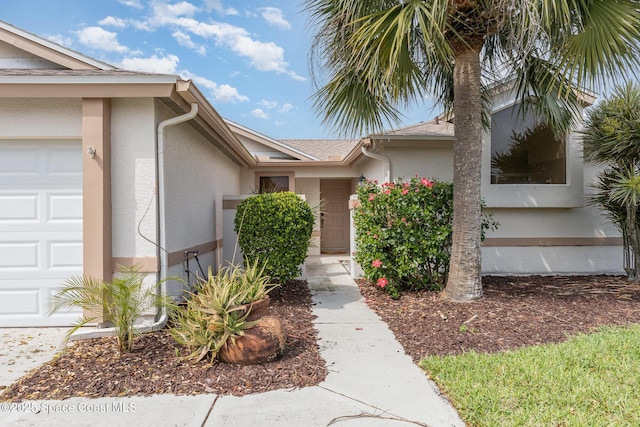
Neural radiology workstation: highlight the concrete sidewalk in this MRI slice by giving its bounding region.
[1,255,464,427]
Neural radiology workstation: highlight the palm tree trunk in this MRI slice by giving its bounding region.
[443,47,483,301]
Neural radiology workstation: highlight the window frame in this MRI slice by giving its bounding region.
[481,99,584,208]
[254,171,295,193]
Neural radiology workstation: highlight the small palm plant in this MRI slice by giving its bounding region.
[48,265,175,353]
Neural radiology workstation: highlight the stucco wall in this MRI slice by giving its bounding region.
[296,178,321,255]
[383,144,454,182]
[110,98,158,261]
[352,138,624,275]
[158,101,242,289]
[0,98,81,137]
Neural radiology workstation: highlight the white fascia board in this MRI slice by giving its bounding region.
[0,20,115,70]
[0,74,179,85]
[225,119,321,161]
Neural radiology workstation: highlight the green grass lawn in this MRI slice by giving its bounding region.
[421,324,640,426]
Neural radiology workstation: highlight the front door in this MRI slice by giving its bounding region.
[320,179,351,254]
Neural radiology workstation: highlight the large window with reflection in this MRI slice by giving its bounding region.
[490,104,566,184]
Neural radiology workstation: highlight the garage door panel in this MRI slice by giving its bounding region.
[0,144,39,178]
[0,140,82,326]
[0,280,81,327]
[49,241,83,270]
[0,288,40,315]
[48,193,82,222]
[0,241,39,270]
[46,145,82,177]
[0,194,39,222]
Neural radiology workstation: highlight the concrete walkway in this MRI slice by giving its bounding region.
[1,255,464,427]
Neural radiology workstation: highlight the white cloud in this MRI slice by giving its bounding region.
[120,53,180,74]
[213,84,249,103]
[258,100,278,109]
[251,108,269,119]
[128,3,304,80]
[279,103,294,113]
[180,71,249,103]
[172,31,207,55]
[147,0,199,26]
[204,0,238,15]
[287,71,307,81]
[46,34,74,48]
[76,27,129,53]
[118,0,143,8]
[99,16,127,28]
[260,7,291,30]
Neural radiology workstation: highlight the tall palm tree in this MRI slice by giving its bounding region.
[306,0,640,300]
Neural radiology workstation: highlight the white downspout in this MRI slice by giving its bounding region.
[70,103,199,341]
[150,102,199,331]
[361,143,390,183]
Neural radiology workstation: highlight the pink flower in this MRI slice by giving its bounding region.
[421,178,434,188]
[371,259,382,268]
[377,277,388,288]
[368,194,375,201]
[402,188,409,195]
[382,189,391,195]
[373,234,378,239]
[401,217,407,224]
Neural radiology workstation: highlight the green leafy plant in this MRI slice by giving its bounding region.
[48,265,175,353]
[353,176,498,298]
[234,191,314,282]
[169,261,277,364]
[582,82,640,281]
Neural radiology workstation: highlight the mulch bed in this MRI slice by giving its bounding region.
[359,275,640,362]
[0,280,327,402]
[3,273,640,402]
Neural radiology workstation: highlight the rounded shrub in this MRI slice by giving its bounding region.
[234,192,314,282]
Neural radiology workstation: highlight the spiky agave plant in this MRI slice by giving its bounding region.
[169,261,276,364]
[48,265,175,353]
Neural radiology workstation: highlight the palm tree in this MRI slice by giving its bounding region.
[582,82,640,281]
[306,0,640,300]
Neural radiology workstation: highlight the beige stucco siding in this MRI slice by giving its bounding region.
[0,98,81,137]
[383,145,454,181]
[295,178,321,255]
[159,101,241,283]
[110,98,158,262]
[353,139,624,275]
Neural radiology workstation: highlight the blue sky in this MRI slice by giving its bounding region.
[2,0,438,139]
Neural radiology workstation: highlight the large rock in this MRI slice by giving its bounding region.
[218,315,286,365]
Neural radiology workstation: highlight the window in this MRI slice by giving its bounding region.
[490,105,566,184]
[259,176,289,193]
[255,172,294,193]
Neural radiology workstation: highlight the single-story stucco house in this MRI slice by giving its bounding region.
[0,20,623,327]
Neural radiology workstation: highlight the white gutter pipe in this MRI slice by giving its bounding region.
[361,143,391,183]
[149,102,199,331]
[71,103,199,341]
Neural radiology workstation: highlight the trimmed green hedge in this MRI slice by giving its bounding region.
[234,192,314,282]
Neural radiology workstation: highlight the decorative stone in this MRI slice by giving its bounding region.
[218,315,286,365]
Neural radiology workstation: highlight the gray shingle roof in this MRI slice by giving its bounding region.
[279,139,359,161]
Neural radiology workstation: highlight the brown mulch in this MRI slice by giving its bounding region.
[3,273,640,402]
[0,280,327,402]
[359,275,640,362]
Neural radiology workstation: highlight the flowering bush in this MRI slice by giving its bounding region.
[353,176,497,298]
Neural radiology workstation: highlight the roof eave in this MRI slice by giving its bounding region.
[175,80,256,167]
[0,20,115,70]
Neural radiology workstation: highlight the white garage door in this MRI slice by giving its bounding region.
[0,140,82,326]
